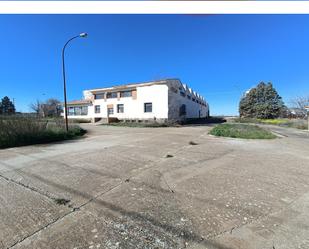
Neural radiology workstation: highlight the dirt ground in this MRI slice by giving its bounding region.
[0,124,308,249]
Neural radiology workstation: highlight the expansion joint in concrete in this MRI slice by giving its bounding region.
[0,173,55,202]
[5,178,124,249]
[7,209,74,249]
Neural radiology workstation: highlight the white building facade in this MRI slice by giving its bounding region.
[64,79,209,123]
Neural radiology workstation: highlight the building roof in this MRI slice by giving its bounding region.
[66,100,92,106]
[79,78,207,105]
[85,78,179,93]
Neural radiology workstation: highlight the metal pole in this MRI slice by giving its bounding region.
[62,46,68,132]
[305,107,309,131]
[62,35,80,132]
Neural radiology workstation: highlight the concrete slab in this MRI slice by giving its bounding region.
[0,177,70,249]
[1,162,122,208]
[1,124,308,249]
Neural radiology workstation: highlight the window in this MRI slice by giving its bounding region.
[95,105,100,114]
[68,107,74,116]
[144,103,152,113]
[187,95,191,100]
[179,104,186,116]
[95,93,105,99]
[106,92,117,99]
[180,91,186,97]
[67,106,88,116]
[117,104,124,113]
[192,98,196,102]
[81,106,88,115]
[108,107,114,115]
[120,91,132,98]
[75,107,82,116]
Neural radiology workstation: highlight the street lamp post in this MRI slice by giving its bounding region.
[62,32,88,132]
[305,106,309,131]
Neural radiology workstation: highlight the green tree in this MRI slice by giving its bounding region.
[0,96,16,115]
[239,82,286,119]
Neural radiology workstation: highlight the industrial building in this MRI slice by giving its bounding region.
[64,79,209,123]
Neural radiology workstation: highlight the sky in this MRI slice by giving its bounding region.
[0,14,309,115]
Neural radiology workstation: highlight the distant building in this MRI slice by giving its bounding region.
[64,79,209,123]
[288,107,307,118]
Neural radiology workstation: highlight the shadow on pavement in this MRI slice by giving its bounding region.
[8,167,234,249]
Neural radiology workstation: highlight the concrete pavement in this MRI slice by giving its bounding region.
[0,124,308,249]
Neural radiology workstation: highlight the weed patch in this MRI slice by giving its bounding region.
[209,123,276,139]
[0,116,86,149]
[54,198,70,206]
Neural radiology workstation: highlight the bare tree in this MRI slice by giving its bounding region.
[29,100,42,117]
[30,98,61,118]
[44,98,62,117]
[289,96,309,117]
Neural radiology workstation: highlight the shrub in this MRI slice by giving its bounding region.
[209,123,276,139]
[0,116,86,149]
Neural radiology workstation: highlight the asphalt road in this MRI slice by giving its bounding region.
[0,124,308,249]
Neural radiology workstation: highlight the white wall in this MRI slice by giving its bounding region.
[79,84,168,121]
[66,80,209,122]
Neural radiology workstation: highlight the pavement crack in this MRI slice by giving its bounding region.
[4,177,123,249]
[0,173,56,202]
[7,209,74,249]
[77,181,123,209]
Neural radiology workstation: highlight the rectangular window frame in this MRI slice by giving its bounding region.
[108,107,114,115]
[68,106,88,116]
[81,106,88,115]
[74,106,82,116]
[68,107,74,116]
[144,102,152,113]
[95,105,101,114]
[94,93,105,99]
[117,104,124,113]
[120,91,132,98]
[106,92,117,99]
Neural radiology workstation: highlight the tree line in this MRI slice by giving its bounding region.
[0,96,62,117]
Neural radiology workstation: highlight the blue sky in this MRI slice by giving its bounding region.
[0,14,309,115]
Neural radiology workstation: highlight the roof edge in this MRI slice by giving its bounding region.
[85,78,181,93]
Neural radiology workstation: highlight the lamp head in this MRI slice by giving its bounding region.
[79,32,88,38]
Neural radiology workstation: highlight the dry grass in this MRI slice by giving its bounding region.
[0,116,86,149]
[233,118,307,130]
